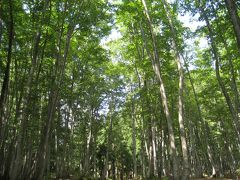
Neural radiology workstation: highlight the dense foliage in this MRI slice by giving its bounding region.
[0,0,239,179]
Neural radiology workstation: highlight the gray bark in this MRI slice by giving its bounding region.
[141,0,179,178]
[130,83,137,178]
[162,1,190,179]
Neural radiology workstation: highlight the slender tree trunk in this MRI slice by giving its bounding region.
[130,82,137,178]
[9,2,50,179]
[92,134,97,178]
[10,21,43,180]
[1,78,23,179]
[144,81,156,178]
[0,1,13,178]
[162,1,189,179]
[131,23,148,178]
[0,0,13,142]
[219,117,237,173]
[102,94,114,179]
[147,114,153,178]
[31,23,74,180]
[199,2,240,144]
[184,56,218,177]
[161,130,167,176]
[225,0,240,53]
[134,64,147,178]
[141,0,179,178]
[204,123,219,177]
[151,120,157,177]
[0,17,3,47]
[211,3,240,121]
[222,39,240,116]
[83,111,92,176]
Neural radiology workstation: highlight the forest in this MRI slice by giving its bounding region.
[0,0,240,179]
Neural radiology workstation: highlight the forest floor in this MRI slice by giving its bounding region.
[191,178,233,180]
[53,175,235,180]
[53,178,235,180]
[57,178,234,180]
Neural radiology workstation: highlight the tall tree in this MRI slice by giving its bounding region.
[225,0,240,53]
[197,0,240,145]
[141,0,179,178]
[0,0,13,140]
[162,0,190,179]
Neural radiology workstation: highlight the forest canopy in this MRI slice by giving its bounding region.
[0,0,240,179]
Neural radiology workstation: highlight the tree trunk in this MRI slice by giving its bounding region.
[222,38,240,118]
[0,0,13,142]
[130,82,137,178]
[83,111,92,176]
[211,2,240,123]
[141,0,179,178]
[162,1,190,178]
[151,120,157,177]
[219,117,237,173]
[102,94,114,179]
[10,23,43,180]
[0,2,13,178]
[131,23,147,178]
[31,23,74,180]
[0,17,3,46]
[198,1,240,144]
[225,0,240,53]
[9,2,50,179]
[183,55,218,177]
